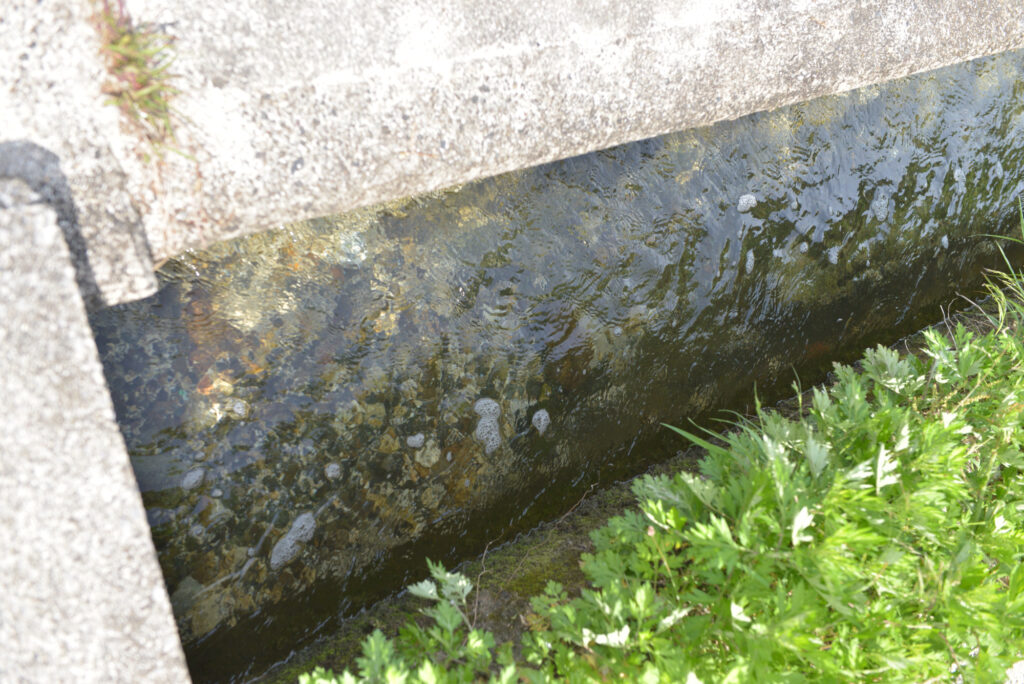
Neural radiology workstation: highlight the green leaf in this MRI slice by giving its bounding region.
[407,579,439,601]
[1009,563,1024,601]
[791,506,815,547]
[804,435,830,477]
[416,660,440,684]
[730,601,752,623]
[874,445,899,494]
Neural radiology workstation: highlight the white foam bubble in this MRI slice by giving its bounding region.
[324,463,341,480]
[941,235,949,249]
[473,398,502,454]
[474,418,501,455]
[827,246,840,265]
[270,512,317,570]
[532,409,551,435]
[407,433,425,448]
[473,398,500,419]
[737,194,757,213]
[871,194,889,222]
[745,250,755,274]
[230,399,248,418]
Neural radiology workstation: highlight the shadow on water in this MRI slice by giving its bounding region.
[88,49,1024,681]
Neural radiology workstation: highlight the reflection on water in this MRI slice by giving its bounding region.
[90,49,1024,681]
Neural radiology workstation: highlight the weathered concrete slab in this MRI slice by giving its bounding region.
[3,0,1024,308]
[0,178,189,682]
[0,2,159,310]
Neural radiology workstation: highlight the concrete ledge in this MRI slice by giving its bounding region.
[0,178,189,682]
[4,1,1024,307]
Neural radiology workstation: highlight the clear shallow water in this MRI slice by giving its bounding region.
[91,50,1024,681]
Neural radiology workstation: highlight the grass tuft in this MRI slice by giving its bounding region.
[94,0,180,155]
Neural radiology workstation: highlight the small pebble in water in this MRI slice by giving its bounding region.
[406,433,425,448]
[270,512,316,571]
[737,194,757,213]
[941,235,949,249]
[182,468,205,491]
[324,463,342,480]
[189,524,205,538]
[612,326,623,336]
[146,508,176,528]
[532,409,551,435]
[211,488,223,498]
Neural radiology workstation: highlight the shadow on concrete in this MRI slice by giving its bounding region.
[0,140,103,309]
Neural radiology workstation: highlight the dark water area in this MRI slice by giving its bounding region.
[90,49,1024,681]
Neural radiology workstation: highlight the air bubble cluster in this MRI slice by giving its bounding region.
[737,194,757,212]
[532,409,551,435]
[473,398,501,454]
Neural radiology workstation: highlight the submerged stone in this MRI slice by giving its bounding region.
[269,513,316,571]
[181,468,205,491]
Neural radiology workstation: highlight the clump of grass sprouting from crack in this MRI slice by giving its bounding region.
[95,0,179,153]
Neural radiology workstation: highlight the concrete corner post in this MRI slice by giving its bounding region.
[0,177,189,681]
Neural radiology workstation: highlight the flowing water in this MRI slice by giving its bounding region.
[90,49,1024,681]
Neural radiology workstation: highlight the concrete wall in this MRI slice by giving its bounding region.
[0,178,190,682]
[3,0,1024,309]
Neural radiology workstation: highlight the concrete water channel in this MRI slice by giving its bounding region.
[94,50,1024,681]
[3,2,1024,682]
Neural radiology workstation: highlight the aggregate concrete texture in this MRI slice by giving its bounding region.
[4,0,1024,308]
[0,178,190,682]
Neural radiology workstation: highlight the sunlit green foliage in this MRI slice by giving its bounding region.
[302,218,1024,682]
